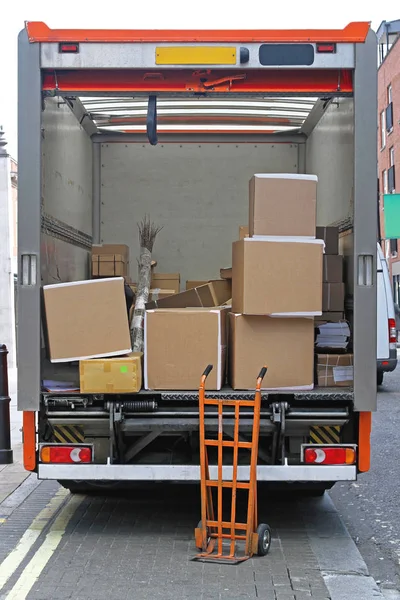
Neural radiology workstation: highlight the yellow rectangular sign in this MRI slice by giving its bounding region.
[156,46,236,65]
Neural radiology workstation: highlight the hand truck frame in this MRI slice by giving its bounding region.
[193,364,271,564]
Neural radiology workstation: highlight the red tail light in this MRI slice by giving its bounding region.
[40,445,92,464]
[304,446,356,465]
[389,318,397,344]
[59,43,79,53]
[316,43,337,53]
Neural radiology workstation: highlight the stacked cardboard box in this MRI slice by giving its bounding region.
[145,308,228,390]
[316,227,345,320]
[230,174,322,390]
[92,244,130,278]
[151,272,180,294]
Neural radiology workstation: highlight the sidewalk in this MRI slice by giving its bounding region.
[0,368,31,503]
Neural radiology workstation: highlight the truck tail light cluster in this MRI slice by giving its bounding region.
[40,445,92,464]
[389,318,397,345]
[303,446,356,465]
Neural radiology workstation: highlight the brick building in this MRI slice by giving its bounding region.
[377,20,400,303]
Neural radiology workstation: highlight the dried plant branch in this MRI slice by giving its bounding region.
[131,215,163,352]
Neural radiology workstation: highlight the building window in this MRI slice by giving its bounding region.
[390,238,398,257]
[388,147,396,193]
[383,169,388,194]
[386,85,394,133]
[381,110,386,148]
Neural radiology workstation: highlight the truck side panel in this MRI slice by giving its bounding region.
[100,142,299,284]
[17,31,42,411]
[42,98,93,236]
[353,30,378,412]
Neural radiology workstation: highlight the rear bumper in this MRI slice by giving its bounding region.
[38,463,357,482]
[377,349,398,373]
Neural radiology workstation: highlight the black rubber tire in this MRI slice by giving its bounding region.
[257,523,272,556]
[377,371,384,386]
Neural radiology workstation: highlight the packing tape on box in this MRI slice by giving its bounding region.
[317,354,353,385]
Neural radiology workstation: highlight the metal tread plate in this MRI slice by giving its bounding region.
[42,386,354,403]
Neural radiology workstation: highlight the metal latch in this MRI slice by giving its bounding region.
[357,254,373,286]
[20,254,37,286]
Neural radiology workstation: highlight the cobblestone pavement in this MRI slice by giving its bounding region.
[0,481,339,600]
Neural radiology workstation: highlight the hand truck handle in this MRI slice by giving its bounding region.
[257,366,268,381]
[202,365,213,378]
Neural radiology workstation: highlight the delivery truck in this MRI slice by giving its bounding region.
[18,21,377,494]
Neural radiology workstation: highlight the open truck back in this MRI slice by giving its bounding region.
[18,21,377,490]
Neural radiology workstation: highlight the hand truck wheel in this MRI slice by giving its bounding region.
[196,520,211,551]
[257,523,272,556]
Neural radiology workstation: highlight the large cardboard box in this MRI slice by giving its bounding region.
[249,174,317,237]
[146,281,232,309]
[229,314,314,390]
[92,254,127,277]
[80,353,143,393]
[92,244,130,262]
[232,239,323,316]
[43,278,132,363]
[220,267,232,280]
[151,273,180,294]
[145,308,228,390]
[317,354,353,387]
[323,255,343,283]
[186,280,209,290]
[322,283,345,312]
[316,226,339,255]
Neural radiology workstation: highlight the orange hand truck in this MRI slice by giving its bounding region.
[193,365,271,564]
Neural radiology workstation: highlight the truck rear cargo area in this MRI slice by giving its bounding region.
[17,23,377,482]
[37,93,357,475]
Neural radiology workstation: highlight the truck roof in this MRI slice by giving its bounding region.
[26,21,370,44]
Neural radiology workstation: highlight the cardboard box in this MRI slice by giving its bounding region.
[220,267,232,280]
[146,281,232,309]
[232,239,323,316]
[92,244,130,263]
[151,273,180,294]
[186,280,209,290]
[229,314,314,390]
[317,354,353,387]
[249,174,317,237]
[316,226,339,255]
[92,254,127,277]
[43,278,132,363]
[323,255,343,283]
[322,283,345,312]
[80,353,142,393]
[145,308,228,390]
[129,286,174,301]
[315,312,345,324]
[239,226,249,240]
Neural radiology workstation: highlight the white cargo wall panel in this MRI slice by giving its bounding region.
[306,98,354,228]
[42,97,93,236]
[100,143,298,285]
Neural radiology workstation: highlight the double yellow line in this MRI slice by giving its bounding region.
[0,488,84,600]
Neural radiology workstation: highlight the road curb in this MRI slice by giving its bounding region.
[302,494,385,599]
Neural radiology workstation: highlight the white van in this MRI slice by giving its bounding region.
[377,243,397,385]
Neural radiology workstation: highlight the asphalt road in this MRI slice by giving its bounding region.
[330,364,400,596]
